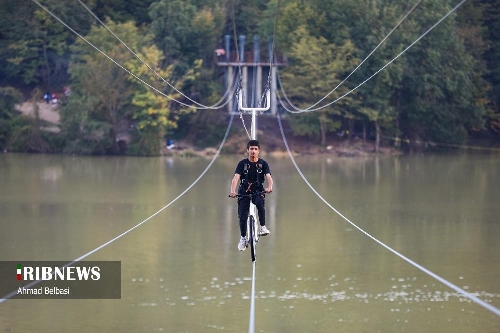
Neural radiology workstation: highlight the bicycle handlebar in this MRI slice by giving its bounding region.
[228,191,269,198]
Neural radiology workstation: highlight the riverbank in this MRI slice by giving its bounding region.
[14,101,401,157]
[161,137,400,158]
[161,116,401,158]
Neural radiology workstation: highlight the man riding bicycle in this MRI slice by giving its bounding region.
[229,140,273,251]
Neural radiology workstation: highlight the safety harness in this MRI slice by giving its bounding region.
[240,159,264,193]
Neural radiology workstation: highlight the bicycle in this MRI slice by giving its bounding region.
[230,191,267,262]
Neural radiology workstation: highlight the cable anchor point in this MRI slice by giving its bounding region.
[238,90,271,112]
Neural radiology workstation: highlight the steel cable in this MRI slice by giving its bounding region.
[276,109,500,317]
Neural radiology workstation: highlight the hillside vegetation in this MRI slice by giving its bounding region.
[1,0,499,155]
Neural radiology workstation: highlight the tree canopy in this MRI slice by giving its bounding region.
[0,0,498,155]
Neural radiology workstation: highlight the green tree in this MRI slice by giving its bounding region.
[148,0,226,127]
[69,22,137,154]
[93,0,155,25]
[127,53,199,155]
[0,0,94,88]
[339,0,406,150]
[0,87,22,120]
[480,0,500,134]
[0,86,22,149]
[397,0,487,146]
[272,1,317,52]
[7,89,52,153]
[228,0,270,37]
[149,0,225,74]
[280,25,358,146]
[59,94,112,154]
[67,20,198,155]
[149,0,197,70]
[276,0,490,149]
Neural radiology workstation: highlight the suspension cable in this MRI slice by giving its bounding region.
[31,0,233,110]
[280,0,422,112]
[279,0,466,114]
[258,0,281,109]
[275,109,500,317]
[73,0,231,110]
[0,110,235,304]
[229,0,251,139]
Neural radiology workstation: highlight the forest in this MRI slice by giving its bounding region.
[0,0,499,155]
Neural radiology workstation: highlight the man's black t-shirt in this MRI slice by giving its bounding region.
[234,158,271,189]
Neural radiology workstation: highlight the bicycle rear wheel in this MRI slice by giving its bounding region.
[254,214,260,244]
[248,215,257,262]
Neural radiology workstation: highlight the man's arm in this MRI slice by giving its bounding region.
[265,174,273,193]
[229,173,240,197]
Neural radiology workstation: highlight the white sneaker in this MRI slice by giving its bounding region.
[259,225,270,236]
[238,237,248,251]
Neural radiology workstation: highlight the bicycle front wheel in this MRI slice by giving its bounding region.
[248,215,257,262]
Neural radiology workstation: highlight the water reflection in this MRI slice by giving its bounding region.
[0,153,499,332]
[129,273,500,307]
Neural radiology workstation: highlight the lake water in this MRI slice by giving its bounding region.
[0,152,499,332]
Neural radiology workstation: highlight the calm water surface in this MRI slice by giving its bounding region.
[0,152,499,332]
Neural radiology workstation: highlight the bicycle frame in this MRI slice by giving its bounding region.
[247,203,259,262]
[232,191,266,262]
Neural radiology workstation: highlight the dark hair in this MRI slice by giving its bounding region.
[247,140,260,149]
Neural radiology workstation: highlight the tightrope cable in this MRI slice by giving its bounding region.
[276,110,500,317]
[0,113,235,304]
[281,0,422,112]
[74,0,231,110]
[31,0,234,110]
[280,0,467,113]
[249,261,257,333]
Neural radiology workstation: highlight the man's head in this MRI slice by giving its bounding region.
[247,140,260,149]
[246,140,260,161]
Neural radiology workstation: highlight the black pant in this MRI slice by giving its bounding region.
[238,192,266,237]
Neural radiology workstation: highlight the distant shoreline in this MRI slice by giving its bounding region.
[160,138,402,158]
[14,102,497,157]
